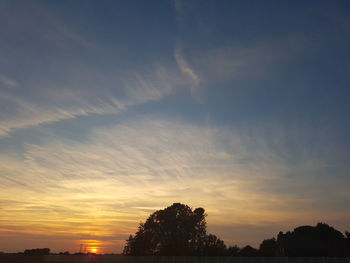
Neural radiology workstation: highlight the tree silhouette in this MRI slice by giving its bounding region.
[277,223,348,256]
[239,245,259,257]
[227,245,240,256]
[346,231,350,254]
[259,238,278,256]
[200,234,226,256]
[23,248,50,255]
[123,203,207,255]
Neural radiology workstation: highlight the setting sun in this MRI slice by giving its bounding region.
[89,248,98,253]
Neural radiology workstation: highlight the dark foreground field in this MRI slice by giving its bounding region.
[1,255,350,263]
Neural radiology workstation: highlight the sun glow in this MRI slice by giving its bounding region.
[89,247,98,253]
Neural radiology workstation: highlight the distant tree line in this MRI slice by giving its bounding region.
[23,248,50,255]
[123,203,350,256]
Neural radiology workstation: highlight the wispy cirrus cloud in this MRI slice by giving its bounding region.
[190,36,311,85]
[174,45,202,101]
[0,61,190,137]
[0,75,18,88]
[1,118,349,251]
[0,0,309,138]
[0,2,94,50]
[0,2,196,138]
[0,91,121,137]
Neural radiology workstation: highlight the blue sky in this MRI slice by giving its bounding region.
[0,0,350,253]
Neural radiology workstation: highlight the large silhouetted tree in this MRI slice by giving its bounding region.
[123,203,207,255]
[277,223,348,256]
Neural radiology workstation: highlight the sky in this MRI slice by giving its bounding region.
[1,0,350,254]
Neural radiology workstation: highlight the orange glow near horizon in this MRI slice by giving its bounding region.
[79,240,105,254]
[89,247,98,253]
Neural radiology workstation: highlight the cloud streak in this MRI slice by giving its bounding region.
[0,61,191,137]
[0,2,196,138]
[1,118,349,252]
[0,75,18,88]
[174,45,202,101]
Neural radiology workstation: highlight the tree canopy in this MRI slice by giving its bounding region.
[277,222,349,256]
[123,203,225,255]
